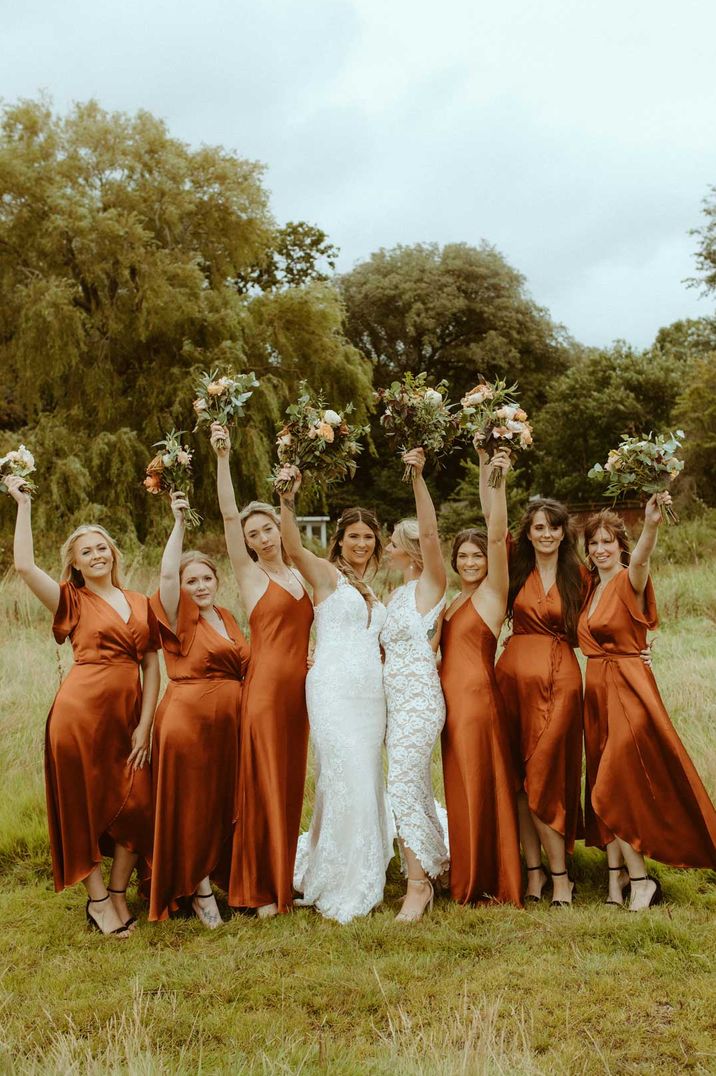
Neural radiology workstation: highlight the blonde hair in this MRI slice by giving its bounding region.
[392,518,423,571]
[180,550,219,582]
[60,525,123,588]
[239,501,291,565]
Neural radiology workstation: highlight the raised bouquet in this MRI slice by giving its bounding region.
[0,444,37,496]
[374,371,460,481]
[588,430,684,523]
[144,430,202,528]
[272,382,367,497]
[458,378,533,487]
[193,368,259,451]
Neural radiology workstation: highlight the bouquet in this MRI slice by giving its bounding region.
[193,368,259,451]
[271,382,368,497]
[374,372,460,481]
[144,430,202,528]
[0,444,37,496]
[458,378,533,487]
[588,430,685,523]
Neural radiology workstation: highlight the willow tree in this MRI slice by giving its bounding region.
[0,98,371,545]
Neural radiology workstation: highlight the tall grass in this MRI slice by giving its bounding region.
[1,558,715,1073]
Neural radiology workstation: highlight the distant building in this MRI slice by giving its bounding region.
[297,515,331,547]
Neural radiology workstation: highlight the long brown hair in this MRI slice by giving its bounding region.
[450,528,488,572]
[508,499,583,645]
[583,509,631,572]
[328,507,383,610]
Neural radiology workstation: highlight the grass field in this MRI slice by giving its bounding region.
[1,554,715,1074]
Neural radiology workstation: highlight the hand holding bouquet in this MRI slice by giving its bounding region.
[458,378,533,487]
[144,430,202,528]
[375,372,460,481]
[193,369,259,451]
[588,430,684,523]
[272,382,367,497]
[0,444,37,496]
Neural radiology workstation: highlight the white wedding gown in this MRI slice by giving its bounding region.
[293,572,395,923]
[382,580,449,879]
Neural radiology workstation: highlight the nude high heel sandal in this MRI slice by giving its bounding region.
[395,878,434,922]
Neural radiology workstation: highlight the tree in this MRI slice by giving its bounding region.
[691,185,716,296]
[0,98,372,549]
[673,352,716,506]
[337,242,572,519]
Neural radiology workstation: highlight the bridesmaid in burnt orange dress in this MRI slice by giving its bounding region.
[440,451,522,907]
[579,497,716,911]
[493,497,586,907]
[149,492,250,927]
[7,476,160,938]
[212,423,313,917]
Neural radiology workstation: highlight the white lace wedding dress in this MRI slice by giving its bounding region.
[382,580,449,879]
[293,572,395,923]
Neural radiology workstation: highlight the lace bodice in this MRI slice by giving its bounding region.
[381,581,444,669]
[311,572,387,696]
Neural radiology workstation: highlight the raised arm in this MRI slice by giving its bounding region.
[158,492,187,629]
[403,448,446,610]
[474,442,493,524]
[628,493,668,596]
[472,450,511,636]
[6,476,60,614]
[211,423,259,585]
[277,466,336,600]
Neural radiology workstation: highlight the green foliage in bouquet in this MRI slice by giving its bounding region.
[192,368,259,450]
[144,430,202,529]
[375,372,460,481]
[271,382,368,497]
[588,430,685,523]
[0,444,37,496]
[457,378,533,488]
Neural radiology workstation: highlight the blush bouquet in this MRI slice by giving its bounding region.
[374,372,460,481]
[144,430,202,528]
[193,369,259,451]
[458,378,533,487]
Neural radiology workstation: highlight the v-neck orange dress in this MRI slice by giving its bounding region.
[578,569,716,867]
[148,591,250,920]
[48,581,160,891]
[495,569,584,851]
[228,578,314,913]
[440,599,523,906]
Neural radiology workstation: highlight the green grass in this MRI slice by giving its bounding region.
[1,561,716,1074]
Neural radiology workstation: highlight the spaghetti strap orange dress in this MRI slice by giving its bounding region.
[495,570,584,852]
[578,569,716,867]
[228,578,313,913]
[440,600,523,906]
[148,591,250,920]
[47,581,159,891]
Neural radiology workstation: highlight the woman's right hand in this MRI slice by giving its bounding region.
[170,490,190,524]
[277,464,302,497]
[3,474,32,506]
[210,422,231,458]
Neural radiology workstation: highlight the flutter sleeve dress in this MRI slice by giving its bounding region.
[149,589,249,920]
[440,600,523,906]
[578,569,716,867]
[46,581,159,891]
[495,569,584,852]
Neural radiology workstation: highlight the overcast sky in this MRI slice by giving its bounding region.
[3,0,716,347]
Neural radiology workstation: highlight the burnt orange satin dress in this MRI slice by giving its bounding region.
[495,571,584,851]
[228,578,313,913]
[578,569,716,867]
[47,582,159,891]
[440,600,523,906]
[148,591,250,920]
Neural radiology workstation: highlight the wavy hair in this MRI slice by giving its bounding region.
[508,499,583,645]
[450,528,488,573]
[60,525,123,588]
[583,509,631,572]
[328,507,383,611]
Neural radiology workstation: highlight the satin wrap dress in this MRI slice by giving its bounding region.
[149,591,249,920]
[495,570,584,851]
[228,579,313,912]
[578,569,716,867]
[47,582,159,891]
[440,600,523,906]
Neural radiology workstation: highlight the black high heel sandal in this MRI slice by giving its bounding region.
[549,870,576,908]
[525,864,550,903]
[86,894,130,937]
[628,875,663,911]
[605,865,631,907]
[107,886,138,929]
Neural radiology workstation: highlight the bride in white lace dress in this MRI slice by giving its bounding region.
[382,448,449,921]
[278,467,394,923]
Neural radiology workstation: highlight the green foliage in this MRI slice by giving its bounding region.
[0,98,373,549]
[673,351,716,505]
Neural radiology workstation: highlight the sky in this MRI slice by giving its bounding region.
[3,0,716,347]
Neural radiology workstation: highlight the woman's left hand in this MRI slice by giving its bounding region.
[645,491,671,526]
[490,447,512,477]
[128,723,151,771]
[402,447,426,477]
